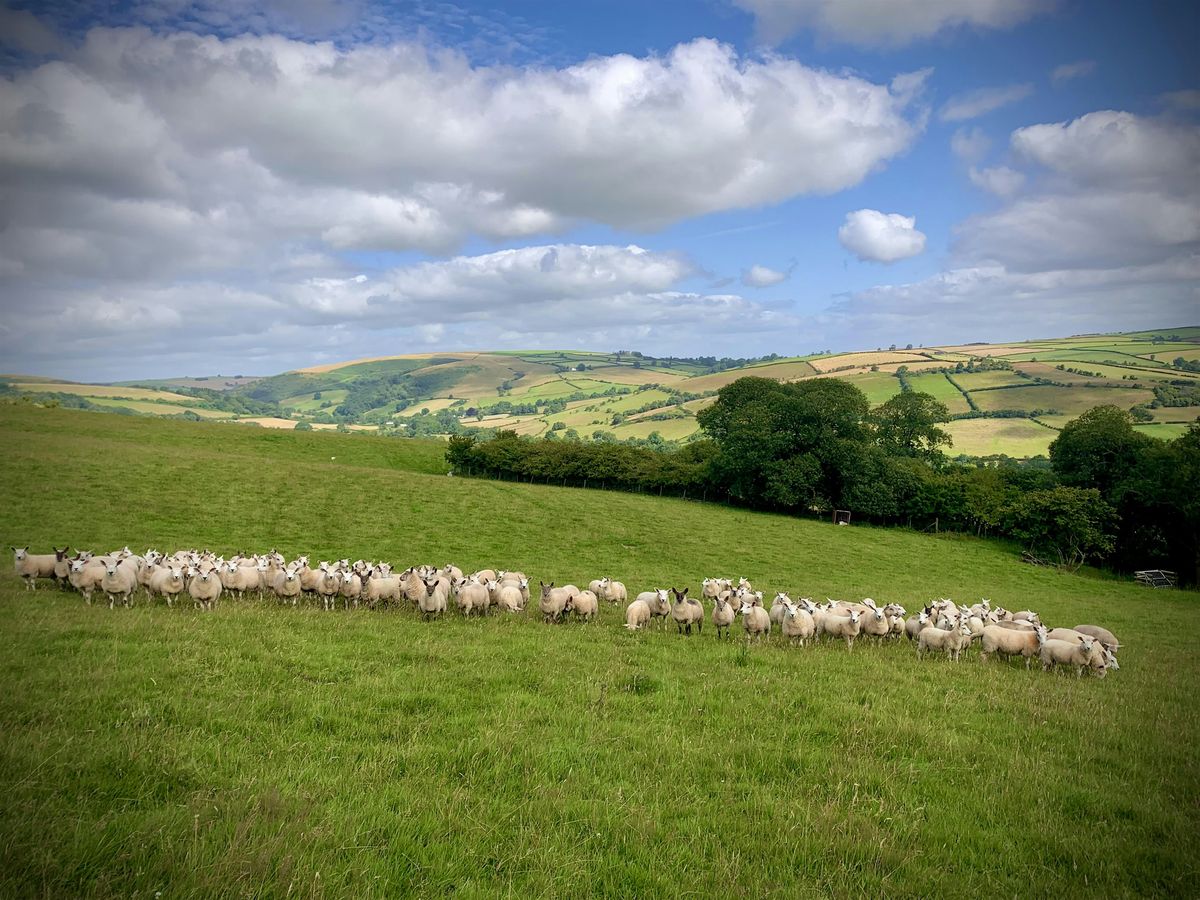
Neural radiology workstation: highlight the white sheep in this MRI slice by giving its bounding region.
[187,563,222,611]
[538,581,572,623]
[457,579,490,617]
[495,583,524,613]
[634,589,671,629]
[101,557,139,609]
[1073,624,1119,652]
[739,597,771,642]
[979,624,1046,668]
[600,578,627,605]
[624,599,651,630]
[12,547,57,590]
[1039,636,1096,676]
[822,610,862,651]
[317,564,343,610]
[68,555,106,604]
[711,593,736,639]
[769,592,791,627]
[272,564,305,605]
[148,565,186,607]
[917,619,973,661]
[780,601,815,646]
[420,575,450,619]
[570,589,599,622]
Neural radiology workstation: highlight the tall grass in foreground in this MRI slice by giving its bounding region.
[0,406,1197,897]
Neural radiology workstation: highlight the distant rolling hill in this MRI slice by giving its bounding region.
[4,326,1199,458]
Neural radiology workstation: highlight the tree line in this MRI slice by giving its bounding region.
[447,376,1200,584]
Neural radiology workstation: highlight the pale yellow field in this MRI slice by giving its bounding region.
[12,382,194,402]
[402,397,462,414]
[809,352,930,373]
[944,418,1057,457]
[1011,362,1110,385]
[294,353,451,374]
[83,397,227,418]
[1148,405,1200,423]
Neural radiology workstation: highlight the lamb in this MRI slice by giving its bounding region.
[624,599,651,630]
[148,565,186,607]
[712,593,736,639]
[1039,635,1096,676]
[101,557,139,609]
[599,578,627,605]
[634,589,671,629]
[917,620,973,661]
[570,589,599,622]
[457,579,490,617]
[822,610,862,651]
[12,547,58,590]
[420,576,450,619]
[187,563,222,611]
[979,624,1046,668]
[538,582,572,623]
[1073,624,1120,652]
[780,602,815,646]
[739,597,771,642]
[51,547,72,589]
[669,588,703,635]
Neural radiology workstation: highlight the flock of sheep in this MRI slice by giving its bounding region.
[12,546,1121,677]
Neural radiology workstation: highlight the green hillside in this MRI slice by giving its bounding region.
[4,327,1199,458]
[0,405,1196,896]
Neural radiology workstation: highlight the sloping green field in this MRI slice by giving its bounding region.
[0,406,1197,897]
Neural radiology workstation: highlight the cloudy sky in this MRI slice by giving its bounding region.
[0,0,1197,380]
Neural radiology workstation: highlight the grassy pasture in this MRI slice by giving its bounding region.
[1133,423,1190,441]
[9,382,196,402]
[943,418,1058,458]
[0,407,1198,897]
[905,373,971,415]
[972,384,1154,416]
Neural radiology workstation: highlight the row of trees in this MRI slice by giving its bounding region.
[447,376,1199,583]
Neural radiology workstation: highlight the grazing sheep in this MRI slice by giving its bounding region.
[148,565,186,607]
[739,598,771,642]
[669,588,703,635]
[917,620,973,661]
[822,610,862,651]
[187,564,222,611]
[634,589,671,629]
[538,582,572,623]
[1039,636,1096,677]
[570,589,599,622]
[780,602,815,646]
[457,579,490,617]
[101,557,139,609]
[712,594,736,639]
[495,583,524,613]
[599,578,628,605]
[1073,624,1120,652]
[979,624,1046,668]
[12,547,57,590]
[624,599,651,630]
[588,578,605,596]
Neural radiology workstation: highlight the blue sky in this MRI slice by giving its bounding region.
[0,0,1196,379]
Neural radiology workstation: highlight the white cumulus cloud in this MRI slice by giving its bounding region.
[838,210,927,263]
[731,0,1049,46]
[741,264,789,287]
